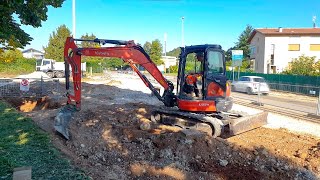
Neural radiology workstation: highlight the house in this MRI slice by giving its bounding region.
[248,27,320,74]
[22,48,44,59]
[161,56,177,68]
[158,56,178,73]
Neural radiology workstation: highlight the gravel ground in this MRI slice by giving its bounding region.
[3,72,320,179]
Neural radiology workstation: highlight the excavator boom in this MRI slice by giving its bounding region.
[64,37,175,109]
[55,37,176,139]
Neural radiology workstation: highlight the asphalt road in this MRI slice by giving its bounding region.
[231,91,318,114]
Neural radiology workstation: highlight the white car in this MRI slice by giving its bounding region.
[231,76,270,95]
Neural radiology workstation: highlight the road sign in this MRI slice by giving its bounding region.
[20,79,30,92]
[232,50,243,67]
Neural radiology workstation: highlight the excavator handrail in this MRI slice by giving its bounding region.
[73,38,132,46]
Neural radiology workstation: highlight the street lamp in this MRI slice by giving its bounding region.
[181,16,184,47]
[72,0,76,38]
[164,32,167,56]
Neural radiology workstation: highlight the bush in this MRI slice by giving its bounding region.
[0,58,36,74]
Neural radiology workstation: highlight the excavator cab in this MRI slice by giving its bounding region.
[176,45,233,112]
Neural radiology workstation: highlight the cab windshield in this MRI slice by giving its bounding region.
[207,50,224,74]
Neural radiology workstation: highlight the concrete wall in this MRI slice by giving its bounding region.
[249,32,265,73]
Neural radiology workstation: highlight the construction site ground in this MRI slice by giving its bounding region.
[2,72,320,180]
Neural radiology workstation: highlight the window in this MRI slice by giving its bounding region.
[36,59,42,66]
[43,60,51,65]
[270,44,275,53]
[239,77,250,81]
[249,46,256,56]
[310,44,320,51]
[253,78,266,82]
[288,44,300,51]
[207,51,223,74]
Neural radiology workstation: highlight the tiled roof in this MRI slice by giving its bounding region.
[248,28,320,42]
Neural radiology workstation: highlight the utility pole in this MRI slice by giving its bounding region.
[181,16,184,47]
[72,0,76,37]
[164,33,167,56]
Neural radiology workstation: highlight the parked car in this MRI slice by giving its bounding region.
[231,76,270,95]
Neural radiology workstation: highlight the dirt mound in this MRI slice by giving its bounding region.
[26,103,320,179]
[4,96,62,112]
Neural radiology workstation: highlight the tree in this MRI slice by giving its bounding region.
[283,55,318,76]
[225,46,236,62]
[80,33,126,69]
[149,39,164,65]
[0,49,23,63]
[43,25,71,61]
[143,41,152,55]
[80,33,100,48]
[0,0,65,51]
[235,24,254,59]
[166,47,181,57]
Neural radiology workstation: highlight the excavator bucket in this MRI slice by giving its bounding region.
[228,111,268,136]
[54,104,78,140]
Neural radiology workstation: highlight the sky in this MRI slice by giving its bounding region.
[20,0,320,52]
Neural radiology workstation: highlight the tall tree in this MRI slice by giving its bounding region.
[0,0,65,51]
[43,25,71,61]
[80,33,100,48]
[143,41,152,55]
[150,39,163,65]
[235,25,254,59]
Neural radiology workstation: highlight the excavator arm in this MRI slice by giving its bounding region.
[63,37,176,110]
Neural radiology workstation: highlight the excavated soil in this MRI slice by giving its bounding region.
[3,74,320,180]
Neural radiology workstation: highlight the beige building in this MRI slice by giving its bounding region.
[248,28,320,73]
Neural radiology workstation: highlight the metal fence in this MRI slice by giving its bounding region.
[268,83,320,96]
[0,77,63,98]
[227,71,320,96]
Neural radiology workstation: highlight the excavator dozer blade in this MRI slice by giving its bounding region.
[54,104,77,140]
[228,111,268,136]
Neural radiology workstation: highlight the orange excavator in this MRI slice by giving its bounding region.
[54,37,267,140]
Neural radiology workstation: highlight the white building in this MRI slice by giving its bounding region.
[22,48,44,59]
[248,28,320,73]
[161,56,177,68]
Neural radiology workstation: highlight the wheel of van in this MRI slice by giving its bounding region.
[47,72,54,78]
[246,87,253,95]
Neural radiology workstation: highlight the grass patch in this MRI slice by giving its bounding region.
[0,101,89,179]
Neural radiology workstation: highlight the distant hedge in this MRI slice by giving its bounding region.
[0,58,36,74]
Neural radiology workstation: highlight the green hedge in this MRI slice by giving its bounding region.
[0,58,36,74]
